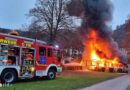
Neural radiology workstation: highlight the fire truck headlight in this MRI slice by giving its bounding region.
[31,67,35,72]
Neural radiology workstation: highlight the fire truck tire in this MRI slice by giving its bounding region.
[47,69,56,80]
[1,69,17,83]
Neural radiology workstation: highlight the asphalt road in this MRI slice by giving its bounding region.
[80,75,130,90]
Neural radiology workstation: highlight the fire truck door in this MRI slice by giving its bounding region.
[39,47,46,64]
[20,48,35,77]
[46,48,53,64]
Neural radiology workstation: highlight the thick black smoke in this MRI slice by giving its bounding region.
[67,0,125,61]
[67,0,113,38]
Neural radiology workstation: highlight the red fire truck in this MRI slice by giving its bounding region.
[0,33,62,83]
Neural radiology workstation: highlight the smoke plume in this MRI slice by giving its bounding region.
[67,0,124,62]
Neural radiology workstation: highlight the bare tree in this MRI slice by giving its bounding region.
[28,0,72,44]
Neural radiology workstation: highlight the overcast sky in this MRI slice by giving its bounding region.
[0,0,36,30]
[0,0,130,30]
[111,0,130,29]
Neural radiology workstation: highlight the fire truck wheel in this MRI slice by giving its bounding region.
[47,69,56,80]
[1,69,17,83]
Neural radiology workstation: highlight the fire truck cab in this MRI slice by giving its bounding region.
[0,33,62,83]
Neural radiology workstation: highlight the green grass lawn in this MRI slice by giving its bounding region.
[0,71,124,90]
[127,86,130,90]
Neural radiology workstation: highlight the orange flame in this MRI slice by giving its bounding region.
[91,50,100,61]
[81,29,121,70]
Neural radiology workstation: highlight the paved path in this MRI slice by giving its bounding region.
[80,75,130,90]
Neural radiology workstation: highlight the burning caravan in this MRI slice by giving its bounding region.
[67,0,125,72]
[81,29,124,72]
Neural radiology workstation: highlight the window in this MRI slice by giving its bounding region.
[22,48,35,60]
[39,47,46,64]
[39,47,46,56]
[22,48,35,66]
[48,48,52,57]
